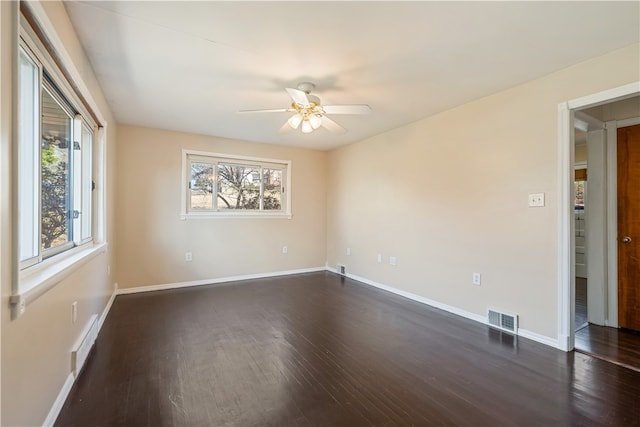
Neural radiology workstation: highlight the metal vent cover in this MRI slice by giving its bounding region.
[336,264,346,276]
[487,308,518,334]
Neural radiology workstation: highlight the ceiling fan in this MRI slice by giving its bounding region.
[239,82,371,135]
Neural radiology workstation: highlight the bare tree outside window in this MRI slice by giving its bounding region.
[185,154,287,215]
[218,163,260,209]
[41,88,72,250]
[190,162,214,210]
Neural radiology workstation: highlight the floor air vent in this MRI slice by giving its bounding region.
[487,309,518,334]
[336,264,346,276]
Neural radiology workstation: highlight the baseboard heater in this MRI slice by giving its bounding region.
[71,314,98,378]
[487,308,518,334]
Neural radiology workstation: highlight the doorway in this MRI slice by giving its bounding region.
[563,89,640,370]
[573,146,587,331]
[574,163,587,331]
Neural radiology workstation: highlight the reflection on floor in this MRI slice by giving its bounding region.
[576,325,640,372]
[574,277,640,372]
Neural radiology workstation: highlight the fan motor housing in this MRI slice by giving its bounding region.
[297,81,316,93]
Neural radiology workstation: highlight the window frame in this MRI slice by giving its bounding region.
[181,150,292,219]
[10,4,108,318]
[16,19,100,277]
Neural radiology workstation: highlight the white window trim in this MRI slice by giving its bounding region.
[180,149,292,220]
[10,243,108,319]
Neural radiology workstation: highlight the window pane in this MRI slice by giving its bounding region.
[189,161,214,210]
[18,48,40,262]
[217,163,260,210]
[41,86,72,250]
[263,168,283,210]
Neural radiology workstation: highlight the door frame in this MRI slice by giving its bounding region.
[557,81,639,351]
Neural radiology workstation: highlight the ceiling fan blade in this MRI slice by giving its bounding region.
[286,87,310,107]
[322,105,371,115]
[321,116,347,134]
[278,121,293,134]
[238,108,291,113]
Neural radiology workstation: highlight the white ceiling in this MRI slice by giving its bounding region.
[64,1,640,151]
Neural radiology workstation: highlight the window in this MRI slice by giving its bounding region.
[18,41,95,269]
[182,151,291,218]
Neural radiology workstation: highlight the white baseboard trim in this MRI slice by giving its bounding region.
[97,289,116,332]
[43,288,117,427]
[337,268,560,350]
[116,266,327,295]
[345,271,486,324]
[42,373,74,427]
[518,328,560,349]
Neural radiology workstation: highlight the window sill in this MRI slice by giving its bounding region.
[10,242,108,319]
[179,212,292,220]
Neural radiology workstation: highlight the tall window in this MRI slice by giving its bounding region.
[183,151,291,218]
[18,43,95,268]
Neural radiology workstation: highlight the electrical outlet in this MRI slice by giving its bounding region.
[185,252,193,262]
[282,246,288,254]
[389,256,397,266]
[18,299,26,316]
[528,193,545,207]
[72,301,78,323]
[472,273,481,286]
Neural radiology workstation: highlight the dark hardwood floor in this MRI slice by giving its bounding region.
[574,277,640,372]
[576,325,640,373]
[575,277,587,328]
[56,272,640,426]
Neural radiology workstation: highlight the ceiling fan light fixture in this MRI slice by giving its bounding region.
[241,81,369,135]
[301,119,313,134]
[288,113,303,129]
[309,114,322,129]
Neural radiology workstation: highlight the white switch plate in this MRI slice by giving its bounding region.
[185,252,192,262]
[282,246,288,254]
[377,253,382,263]
[72,301,78,323]
[528,193,545,207]
[389,256,397,266]
[346,247,351,256]
[472,273,481,286]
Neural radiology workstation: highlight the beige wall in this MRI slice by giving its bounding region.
[326,44,639,341]
[1,2,117,426]
[115,125,327,289]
